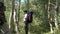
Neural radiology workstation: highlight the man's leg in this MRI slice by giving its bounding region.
[25,22,28,34]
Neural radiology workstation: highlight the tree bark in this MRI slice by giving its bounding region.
[10,0,15,34]
[14,0,21,34]
[47,0,54,34]
[54,0,59,30]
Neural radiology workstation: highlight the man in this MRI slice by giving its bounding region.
[23,10,29,34]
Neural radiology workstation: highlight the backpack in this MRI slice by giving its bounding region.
[27,11,33,23]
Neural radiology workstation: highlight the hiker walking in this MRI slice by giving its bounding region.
[23,10,33,34]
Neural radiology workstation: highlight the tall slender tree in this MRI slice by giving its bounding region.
[10,0,15,34]
[47,0,54,34]
[14,0,21,34]
[54,0,59,30]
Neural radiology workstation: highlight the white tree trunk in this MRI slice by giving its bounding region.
[9,10,12,29]
[13,10,19,34]
[54,0,59,30]
[13,0,21,34]
[10,0,15,34]
[49,23,54,34]
[47,0,54,34]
